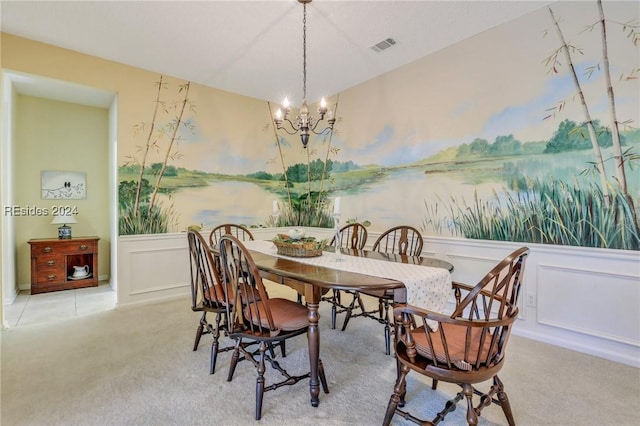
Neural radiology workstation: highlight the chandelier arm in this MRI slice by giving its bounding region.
[309,116,335,135]
[309,119,322,133]
[280,128,300,136]
[278,127,298,136]
[277,118,301,135]
[310,126,334,136]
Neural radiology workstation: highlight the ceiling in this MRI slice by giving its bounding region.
[1,0,550,104]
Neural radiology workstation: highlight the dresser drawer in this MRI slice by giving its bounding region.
[31,240,96,256]
[35,270,65,284]
[34,255,63,270]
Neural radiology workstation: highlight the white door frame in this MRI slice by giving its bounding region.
[0,70,118,322]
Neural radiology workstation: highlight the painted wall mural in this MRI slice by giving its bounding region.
[118,1,639,250]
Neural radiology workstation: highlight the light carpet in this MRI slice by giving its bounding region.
[1,283,638,426]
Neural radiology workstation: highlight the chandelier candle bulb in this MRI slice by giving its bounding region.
[319,98,327,115]
[273,200,279,213]
[333,197,341,215]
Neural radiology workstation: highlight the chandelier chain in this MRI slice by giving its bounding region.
[302,2,307,100]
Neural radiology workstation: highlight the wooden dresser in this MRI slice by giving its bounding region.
[28,236,99,294]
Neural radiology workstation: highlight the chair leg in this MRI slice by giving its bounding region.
[331,303,337,329]
[341,292,360,331]
[193,312,207,351]
[463,383,479,426]
[383,368,408,426]
[356,293,366,316]
[227,339,242,382]
[384,323,391,356]
[280,339,287,358]
[255,342,267,421]
[318,359,330,394]
[210,339,219,375]
[384,300,393,355]
[331,290,338,329]
[193,323,204,351]
[395,356,407,408]
[209,313,222,375]
[494,375,515,426]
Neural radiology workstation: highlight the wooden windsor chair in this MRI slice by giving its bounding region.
[218,234,329,420]
[187,229,236,374]
[383,247,530,426]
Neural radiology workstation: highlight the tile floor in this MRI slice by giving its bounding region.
[3,282,116,328]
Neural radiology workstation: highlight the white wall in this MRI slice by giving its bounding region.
[117,229,640,367]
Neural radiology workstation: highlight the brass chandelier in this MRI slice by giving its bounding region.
[273,0,335,148]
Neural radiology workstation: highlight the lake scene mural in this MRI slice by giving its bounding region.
[118,1,639,251]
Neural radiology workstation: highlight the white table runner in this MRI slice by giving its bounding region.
[243,240,452,316]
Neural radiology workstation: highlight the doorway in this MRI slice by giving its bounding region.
[1,71,118,326]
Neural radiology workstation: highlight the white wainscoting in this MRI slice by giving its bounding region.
[117,234,191,308]
[117,229,640,367]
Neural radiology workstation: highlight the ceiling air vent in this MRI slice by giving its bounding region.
[370,37,397,53]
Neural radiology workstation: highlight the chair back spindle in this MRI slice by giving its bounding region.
[209,223,254,248]
[330,222,368,249]
[188,230,226,310]
[373,225,423,256]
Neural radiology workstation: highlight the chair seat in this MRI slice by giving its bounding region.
[201,286,227,308]
[406,323,496,371]
[244,298,309,331]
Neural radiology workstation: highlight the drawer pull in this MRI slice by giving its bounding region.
[79,244,88,250]
[42,247,52,253]
[46,274,56,280]
[46,260,56,266]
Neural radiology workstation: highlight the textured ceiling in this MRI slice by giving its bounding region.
[1,0,551,103]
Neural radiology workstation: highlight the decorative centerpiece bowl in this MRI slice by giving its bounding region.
[272,232,328,258]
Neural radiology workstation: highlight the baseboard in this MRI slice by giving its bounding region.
[513,328,640,368]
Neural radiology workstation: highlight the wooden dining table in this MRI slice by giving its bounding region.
[242,240,454,408]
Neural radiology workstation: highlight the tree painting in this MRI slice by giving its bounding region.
[418,0,639,250]
[118,76,195,235]
[116,1,638,251]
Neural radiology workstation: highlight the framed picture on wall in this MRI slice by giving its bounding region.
[41,171,86,199]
